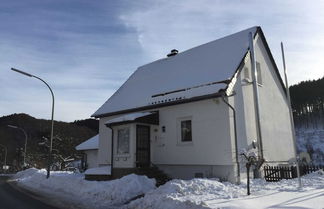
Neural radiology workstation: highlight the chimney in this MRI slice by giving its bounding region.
[167,49,178,57]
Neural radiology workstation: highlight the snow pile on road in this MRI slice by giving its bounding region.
[12,168,156,209]
[126,170,324,209]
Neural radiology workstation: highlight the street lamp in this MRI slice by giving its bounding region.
[7,125,27,167]
[0,144,7,169]
[11,67,55,178]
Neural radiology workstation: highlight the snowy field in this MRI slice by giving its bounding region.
[11,168,324,209]
[296,128,324,164]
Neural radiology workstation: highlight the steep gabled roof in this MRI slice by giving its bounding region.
[92,26,260,118]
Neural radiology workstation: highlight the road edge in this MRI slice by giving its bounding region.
[7,179,84,209]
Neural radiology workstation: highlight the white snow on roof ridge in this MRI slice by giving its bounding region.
[75,134,99,150]
[92,26,259,117]
[137,26,259,70]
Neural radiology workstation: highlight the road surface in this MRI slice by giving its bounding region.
[0,176,59,209]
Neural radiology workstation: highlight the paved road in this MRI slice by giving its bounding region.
[0,176,59,209]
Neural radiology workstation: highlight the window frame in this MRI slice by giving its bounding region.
[116,126,131,155]
[177,116,193,145]
[256,62,263,85]
[244,67,250,80]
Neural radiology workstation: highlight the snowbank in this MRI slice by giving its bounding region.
[85,166,111,175]
[126,170,324,209]
[296,128,324,164]
[11,168,324,209]
[11,168,156,209]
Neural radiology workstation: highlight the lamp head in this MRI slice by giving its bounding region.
[11,68,33,77]
[7,125,18,129]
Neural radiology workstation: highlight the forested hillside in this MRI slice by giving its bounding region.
[0,113,98,170]
[290,76,324,164]
[290,76,324,129]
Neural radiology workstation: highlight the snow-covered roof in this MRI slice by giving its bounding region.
[105,112,153,125]
[85,166,111,175]
[93,26,259,117]
[75,135,99,151]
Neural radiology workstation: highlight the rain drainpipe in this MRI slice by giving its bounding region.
[107,126,114,178]
[221,92,240,184]
[249,32,264,162]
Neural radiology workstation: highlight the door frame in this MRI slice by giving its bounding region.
[136,124,150,167]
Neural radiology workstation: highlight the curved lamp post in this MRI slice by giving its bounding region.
[11,67,55,178]
[0,144,7,168]
[7,125,27,167]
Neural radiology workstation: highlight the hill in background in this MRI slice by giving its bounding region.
[290,76,324,164]
[0,113,98,169]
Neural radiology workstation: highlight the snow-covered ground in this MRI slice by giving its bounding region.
[11,168,156,209]
[11,168,324,209]
[296,128,324,164]
[126,171,324,209]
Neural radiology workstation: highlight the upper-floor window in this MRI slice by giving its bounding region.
[256,62,262,85]
[244,67,250,80]
[117,127,130,154]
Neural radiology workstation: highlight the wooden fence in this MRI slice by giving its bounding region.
[264,165,324,182]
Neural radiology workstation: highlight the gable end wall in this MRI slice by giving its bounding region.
[233,34,295,164]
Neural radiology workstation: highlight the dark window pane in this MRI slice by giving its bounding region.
[181,120,192,142]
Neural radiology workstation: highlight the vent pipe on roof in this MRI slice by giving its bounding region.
[167,49,178,57]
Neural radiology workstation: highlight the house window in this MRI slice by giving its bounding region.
[117,127,130,154]
[256,62,262,85]
[181,120,192,142]
[244,67,250,80]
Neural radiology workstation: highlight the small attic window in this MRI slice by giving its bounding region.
[244,67,250,80]
[256,62,262,85]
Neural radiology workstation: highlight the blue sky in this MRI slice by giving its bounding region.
[1,0,323,121]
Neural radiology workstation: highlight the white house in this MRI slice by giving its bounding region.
[91,26,296,183]
[75,134,99,169]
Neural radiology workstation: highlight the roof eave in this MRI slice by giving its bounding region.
[92,92,224,118]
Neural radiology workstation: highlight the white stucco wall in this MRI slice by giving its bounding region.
[98,115,115,166]
[84,149,98,169]
[254,36,295,162]
[231,34,295,164]
[97,100,234,169]
[151,99,234,166]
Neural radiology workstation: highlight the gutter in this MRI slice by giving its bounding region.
[220,91,240,184]
[92,92,223,118]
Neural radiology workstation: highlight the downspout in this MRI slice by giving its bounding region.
[221,92,240,184]
[249,32,264,161]
[107,126,114,178]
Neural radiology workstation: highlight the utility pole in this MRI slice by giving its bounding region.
[281,42,302,188]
